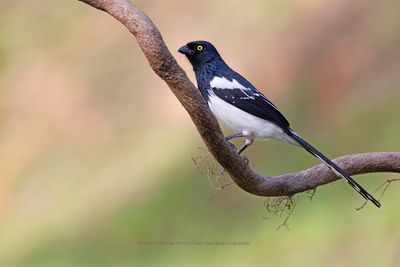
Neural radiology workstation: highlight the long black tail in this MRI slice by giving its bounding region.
[289,130,381,208]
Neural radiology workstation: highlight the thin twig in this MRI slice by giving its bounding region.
[356,178,400,210]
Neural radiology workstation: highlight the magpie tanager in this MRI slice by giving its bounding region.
[178,40,381,208]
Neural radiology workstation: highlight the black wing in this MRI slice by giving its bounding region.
[211,86,291,134]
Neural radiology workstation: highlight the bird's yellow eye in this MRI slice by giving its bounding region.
[196,45,203,51]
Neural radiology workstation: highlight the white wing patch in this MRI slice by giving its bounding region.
[210,76,249,90]
[210,76,254,100]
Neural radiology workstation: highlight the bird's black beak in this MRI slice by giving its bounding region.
[178,45,194,55]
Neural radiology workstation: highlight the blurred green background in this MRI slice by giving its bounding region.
[0,0,399,266]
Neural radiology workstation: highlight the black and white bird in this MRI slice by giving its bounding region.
[178,40,381,208]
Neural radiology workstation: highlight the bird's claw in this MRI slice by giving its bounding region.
[241,155,250,165]
[226,141,237,151]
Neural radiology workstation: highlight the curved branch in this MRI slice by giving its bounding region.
[78,0,400,197]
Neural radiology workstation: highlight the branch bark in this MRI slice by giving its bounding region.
[78,0,400,197]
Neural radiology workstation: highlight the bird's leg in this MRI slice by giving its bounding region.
[237,139,254,155]
[238,139,253,165]
[224,132,244,141]
[224,132,244,151]
[219,133,245,175]
[220,136,252,175]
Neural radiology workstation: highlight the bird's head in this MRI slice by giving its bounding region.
[178,41,221,67]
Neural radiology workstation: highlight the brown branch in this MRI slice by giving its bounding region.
[77,0,400,198]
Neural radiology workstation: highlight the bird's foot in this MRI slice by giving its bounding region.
[226,141,237,151]
[219,142,249,175]
[241,155,250,165]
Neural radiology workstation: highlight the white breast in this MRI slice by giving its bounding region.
[207,94,292,143]
[207,76,297,145]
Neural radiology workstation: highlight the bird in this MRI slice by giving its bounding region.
[178,40,381,208]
